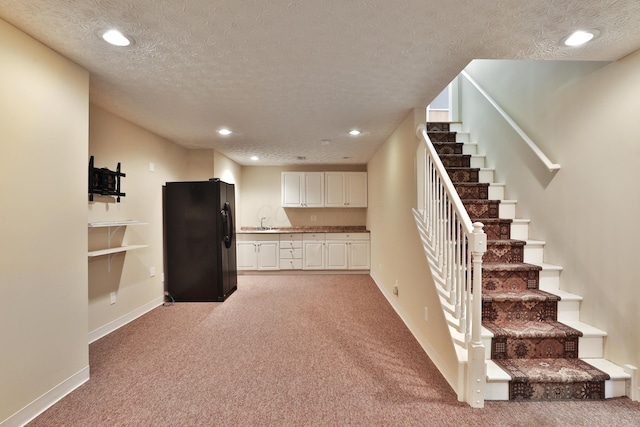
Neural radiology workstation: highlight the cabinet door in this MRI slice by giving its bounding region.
[326,241,348,269]
[303,241,325,269]
[325,172,346,207]
[257,241,279,270]
[237,241,257,270]
[346,172,367,207]
[281,172,303,207]
[303,172,324,207]
[348,240,370,270]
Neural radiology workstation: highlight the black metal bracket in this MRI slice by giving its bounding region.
[89,156,126,202]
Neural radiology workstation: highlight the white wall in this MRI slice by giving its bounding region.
[367,110,460,393]
[461,57,640,370]
[0,18,90,425]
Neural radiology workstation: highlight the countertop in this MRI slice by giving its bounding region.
[238,226,368,234]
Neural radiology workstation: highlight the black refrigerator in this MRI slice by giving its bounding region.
[164,179,237,302]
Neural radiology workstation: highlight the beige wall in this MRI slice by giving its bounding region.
[0,18,90,424]
[88,106,196,338]
[238,165,367,229]
[462,56,640,370]
[367,110,459,391]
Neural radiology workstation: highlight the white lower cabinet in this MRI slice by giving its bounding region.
[238,231,369,271]
[326,233,371,270]
[303,233,326,270]
[279,233,303,270]
[237,234,279,271]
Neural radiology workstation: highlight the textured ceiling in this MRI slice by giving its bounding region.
[1,0,640,165]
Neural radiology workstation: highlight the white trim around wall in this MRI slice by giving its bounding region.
[88,296,164,344]
[1,366,90,427]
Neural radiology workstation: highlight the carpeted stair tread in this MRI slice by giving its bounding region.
[494,358,610,400]
[481,263,542,292]
[482,289,559,302]
[427,131,456,142]
[470,218,513,240]
[494,358,610,383]
[446,167,480,183]
[426,122,450,132]
[484,320,582,339]
[484,239,526,264]
[464,199,500,219]
[439,154,471,168]
[482,262,542,272]
[433,142,463,155]
[455,183,490,200]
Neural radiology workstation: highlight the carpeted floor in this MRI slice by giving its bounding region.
[28,274,640,426]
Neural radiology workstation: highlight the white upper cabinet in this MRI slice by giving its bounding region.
[281,172,324,208]
[324,172,367,208]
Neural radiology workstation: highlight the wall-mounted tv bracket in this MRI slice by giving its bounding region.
[89,156,126,202]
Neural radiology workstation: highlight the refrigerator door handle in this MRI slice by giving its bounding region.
[221,201,234,249]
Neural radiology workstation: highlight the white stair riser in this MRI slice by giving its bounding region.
[538,269,561,291]
[450,123,464,132]
[509,221,529,240]
[557,300,581,322]
[605,378,628,398]
[523,243,544,264]
[579,336,604,358]
[479,169,494,183]
[486,381,509,400]
[455,131,470,142]
[488,184,505,200]
[498,202,516,219]
[463,143,478,155]
[470,156,485,168]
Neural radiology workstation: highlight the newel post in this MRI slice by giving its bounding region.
[467,222,486,408]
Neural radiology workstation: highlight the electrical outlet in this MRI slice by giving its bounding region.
[150,266,156,277]
[424,307,429,322]
[110,292,116,305]
[310,215,317,221]
[149,162,155,172]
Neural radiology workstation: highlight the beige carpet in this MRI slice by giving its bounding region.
[28,274,640,426]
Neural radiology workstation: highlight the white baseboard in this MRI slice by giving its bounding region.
[369,273,459,397]
[88,296,164,344]
[1,366,89,427]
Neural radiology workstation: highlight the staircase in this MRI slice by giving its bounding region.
[425,121,631,401]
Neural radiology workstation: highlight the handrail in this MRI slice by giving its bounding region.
[460,71,561,172]
[414,124,486,408]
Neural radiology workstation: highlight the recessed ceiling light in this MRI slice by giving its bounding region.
[250,156,259,161]
[563,29,599,47]
[217,128,232,136]
[349,130,361,136]
[102,29,132,47]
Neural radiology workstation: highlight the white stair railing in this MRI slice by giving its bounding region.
[413,123,487,408]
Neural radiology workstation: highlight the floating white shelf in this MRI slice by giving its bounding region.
[88,220,148,262]
[88,245,148,258]
[88,220,148,228]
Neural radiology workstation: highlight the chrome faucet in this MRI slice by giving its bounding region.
[260,217,267,229]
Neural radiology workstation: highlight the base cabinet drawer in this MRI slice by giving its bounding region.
[280,259,303,270]
[280,248,303,259]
